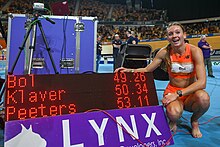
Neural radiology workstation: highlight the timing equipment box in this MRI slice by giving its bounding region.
[6,14,98,75]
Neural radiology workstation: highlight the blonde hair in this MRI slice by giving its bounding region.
[166,22,185,33]
[164,22,185,69]
[161,44,171,72]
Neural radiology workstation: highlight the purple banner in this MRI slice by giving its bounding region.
[5,106,174,147]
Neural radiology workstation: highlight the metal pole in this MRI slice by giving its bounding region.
[75,17,81,74]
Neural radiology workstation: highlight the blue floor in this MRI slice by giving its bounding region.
[98,62,220,147]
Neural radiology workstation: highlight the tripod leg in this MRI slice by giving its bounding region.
[37,21,59,74]
[27,24,37,74]
[8,22,35,74]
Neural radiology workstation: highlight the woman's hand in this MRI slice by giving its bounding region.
[162,93,179,106]
[114,67,133,73]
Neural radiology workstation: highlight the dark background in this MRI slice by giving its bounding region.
[99,0,220,21]
[150,0,220,21]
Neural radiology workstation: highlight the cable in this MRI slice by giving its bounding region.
[86,109,149,146]
[85,107,220,147]
[199,116,220,125]
[85,109,149,147]
[63,15,68,74]
[44,8,52,16]
[26,19,39,29]
[60,15,68,74]
[180,115,189,122]
[164,115,220,146]
[208,79,219,97]
[26,15,54,32]
[85,108,220,146]
[181,115,220,125]
[175,129,191,135]
[161,131,176,147]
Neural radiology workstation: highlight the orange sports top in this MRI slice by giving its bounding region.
[167,44,196,79]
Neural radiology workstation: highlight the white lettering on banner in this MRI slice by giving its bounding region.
[141,113,162,137]
[116,115,139,142]
[62,120,84,147]
[61,112,162,146]
[88,118,109,146]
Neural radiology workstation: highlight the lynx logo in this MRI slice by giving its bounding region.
[62,113,162,146]
[5,125,47,147]
[5,106,173,146]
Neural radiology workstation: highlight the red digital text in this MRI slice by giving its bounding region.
[113,72,150,109]
[6,75,77,121]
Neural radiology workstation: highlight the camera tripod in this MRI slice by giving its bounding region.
[0,13,59,106]
[9,13,59,75]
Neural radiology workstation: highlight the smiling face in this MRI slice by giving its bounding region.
[166,24,186,48]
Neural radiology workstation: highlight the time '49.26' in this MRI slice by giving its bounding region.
[113,72,150,109]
